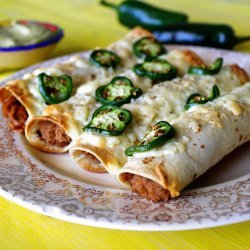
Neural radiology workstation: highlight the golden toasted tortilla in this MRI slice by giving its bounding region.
[160,49,206,76]
[0,67,64,133]
[118,83,250,201]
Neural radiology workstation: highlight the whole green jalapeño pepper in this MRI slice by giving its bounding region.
[125,121,175,156]
[38,73,73,105]
[188,58,223,75]
[95,76,143,106]
[83,105,132,136]
[90,49,121,68]
[132,36,166,60]
[100,0,188,31]
[133,59,177,82]
[153,23,250,50]
[185,85,220,110]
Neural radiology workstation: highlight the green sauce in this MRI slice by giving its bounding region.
[0,21,53,47]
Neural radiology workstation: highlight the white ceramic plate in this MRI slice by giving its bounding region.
[0,46,250,231]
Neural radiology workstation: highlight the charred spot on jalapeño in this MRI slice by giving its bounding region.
[125,121,175,156]
[188,57,223,75]
[83,105,132,136]
[95,76,143,106]
[185,85,220,110]
[133,58,177,82]
[132,36,166,60]
[90,49,121,68]
[38,73,73,105]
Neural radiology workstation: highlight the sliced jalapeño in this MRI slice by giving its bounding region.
[125,121,175,156]
[133,36,166,60]
[83,105,132,136]
[185,85,220,110]
[38,73,73,105]
[133,58,177,82]
[95,76,143,106]
[188,57,223,75]
[90,49,121,68]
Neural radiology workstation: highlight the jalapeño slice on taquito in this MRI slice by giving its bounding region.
[69,65,249,173]
[118,82,250,202]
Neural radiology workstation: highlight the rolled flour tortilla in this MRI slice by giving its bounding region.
[118,82,250,201]
[69,65,249,173]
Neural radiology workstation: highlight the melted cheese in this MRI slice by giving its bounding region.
[77,71,249,163]
[41,69,156,136]
[161,50,190,76]
[130,82,250,158]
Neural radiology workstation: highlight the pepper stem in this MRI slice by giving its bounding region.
[100,0,118,10]
[235,36,250,45]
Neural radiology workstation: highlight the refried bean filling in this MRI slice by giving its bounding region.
[0,91,28,133]
[38,120,72,147]
[122,173,170,202]
[82,151,102,165]
[80,151,107,173]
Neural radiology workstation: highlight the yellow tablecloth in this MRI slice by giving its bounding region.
[0,1,250,249]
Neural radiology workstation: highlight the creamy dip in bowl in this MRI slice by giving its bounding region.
[0,20,63,70]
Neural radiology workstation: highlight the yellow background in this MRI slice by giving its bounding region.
[0,0,250,249]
